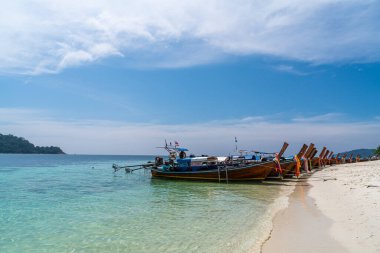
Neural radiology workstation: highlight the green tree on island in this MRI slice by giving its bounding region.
[0,134,65,154]
[375,146,380,156]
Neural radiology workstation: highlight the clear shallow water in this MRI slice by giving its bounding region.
[0,154,287,253]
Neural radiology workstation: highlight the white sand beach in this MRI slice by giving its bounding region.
[262,160,380,253]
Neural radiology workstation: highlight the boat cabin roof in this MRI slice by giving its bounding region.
[176,147,189,152]
[176,156,227,163]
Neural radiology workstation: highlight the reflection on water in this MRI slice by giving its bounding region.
[0,155,286,253]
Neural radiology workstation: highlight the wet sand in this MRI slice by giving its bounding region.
[262,160,380,253]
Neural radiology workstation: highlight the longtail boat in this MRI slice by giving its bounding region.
[271,142,322,180]
[359,155,370,162]
[327,152,334,165]
[340,153,348,163]
[308,148,317,170]
[318,149,330,167]
[302,143,315,172]
[348,153,354,163]
[310,148,319,168]
[323,150,330,166]
[326,152,334,165]
[331,153,341,164]
[313,147,327,167]
[266,142,304,179]
[148,142,290,182]
[150,161,275,181]
[283,144,308,178]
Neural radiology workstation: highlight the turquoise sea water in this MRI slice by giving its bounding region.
[0,154,288,253]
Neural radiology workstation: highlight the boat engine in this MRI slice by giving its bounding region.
[155,156,164,166]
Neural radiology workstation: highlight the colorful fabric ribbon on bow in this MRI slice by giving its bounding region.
[294,155,301,177]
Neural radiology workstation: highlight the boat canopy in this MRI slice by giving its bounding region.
[189,157,209,162]
[176,147,189,152]
[217,157,228,162]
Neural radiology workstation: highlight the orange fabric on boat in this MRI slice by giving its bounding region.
[294,155,301,177]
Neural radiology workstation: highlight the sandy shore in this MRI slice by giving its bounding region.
[262,160,380,253]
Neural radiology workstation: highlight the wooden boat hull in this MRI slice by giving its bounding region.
[311,157,319,167]
[151,161,276,181]
[268,160,296,179]
[312,157,328,168]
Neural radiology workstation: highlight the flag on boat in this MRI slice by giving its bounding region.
[175,141,179,146]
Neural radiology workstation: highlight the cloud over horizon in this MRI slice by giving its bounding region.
[0,108,379,155]
[1,0,379,74]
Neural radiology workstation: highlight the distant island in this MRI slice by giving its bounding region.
[0,134,65,154]
[341,148,375,158]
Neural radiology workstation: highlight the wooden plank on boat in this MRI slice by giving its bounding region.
[278,142,289,158]
[297,144,308,158]
[310,148,318,159]
[304,143,315,158]
[319,147,327,158]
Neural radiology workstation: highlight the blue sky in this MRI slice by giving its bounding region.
[0,0,380,155]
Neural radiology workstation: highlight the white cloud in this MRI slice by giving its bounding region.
[0,0,379,74]
[0,108,378,155]
[274,65,309,76]
[292,113,344,123]
[0,108,47,122]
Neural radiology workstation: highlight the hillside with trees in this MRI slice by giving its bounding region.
[341,148,375,158]
[0,134,65,154]
[375,146,380,156]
